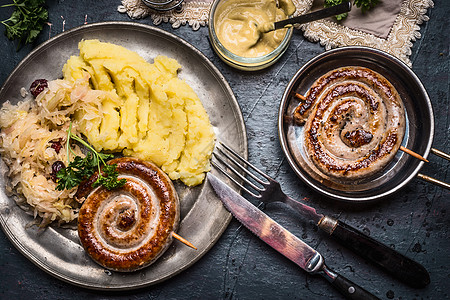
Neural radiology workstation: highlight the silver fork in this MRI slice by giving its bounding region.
[211,142,431,289]
[212,142,323,224]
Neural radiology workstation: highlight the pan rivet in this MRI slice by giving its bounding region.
[348,286,355,294]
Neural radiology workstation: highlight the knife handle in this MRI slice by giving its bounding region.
[331,273,380,300]
[321,263,380,300]
[319,216,430,288]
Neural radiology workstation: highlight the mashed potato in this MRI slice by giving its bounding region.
[0,40,214,226]
[63,40,215,186]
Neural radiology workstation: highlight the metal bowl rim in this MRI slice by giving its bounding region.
[277,46,434,202]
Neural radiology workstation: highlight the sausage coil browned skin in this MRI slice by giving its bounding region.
[76,157,180,272]
[293,67,406,179]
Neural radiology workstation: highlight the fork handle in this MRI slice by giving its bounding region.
[318,216,430,288]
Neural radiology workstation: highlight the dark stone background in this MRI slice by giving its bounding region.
[0,1,448,299]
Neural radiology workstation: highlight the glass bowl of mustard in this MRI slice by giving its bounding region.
[208,0,295,71]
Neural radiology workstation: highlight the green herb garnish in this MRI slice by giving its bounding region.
[353,0,380,14]
[324,0,350,21]
[56,124,126,191]
[324,0,380,21]
[1,0,48,49]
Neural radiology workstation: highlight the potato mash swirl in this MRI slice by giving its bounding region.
[63,40,215,186]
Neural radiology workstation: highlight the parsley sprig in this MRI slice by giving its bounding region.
[353,0,380,14]
[324,0,380,21]
[56,124,126,191]
[1,0,48,49]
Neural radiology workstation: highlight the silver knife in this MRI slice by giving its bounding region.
[208,173,380,300]
[212,142,430,289]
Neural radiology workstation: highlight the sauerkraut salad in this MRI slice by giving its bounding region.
[0,75,115,226]
[1,40,216,227]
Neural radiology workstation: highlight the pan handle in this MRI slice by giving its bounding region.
[429,148,450,160]
[417,148,450,189]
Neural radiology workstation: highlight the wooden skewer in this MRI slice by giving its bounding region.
[172,232,197,250]
[400,146,429,162]
[294,93,429,163]
[294,92,306,101]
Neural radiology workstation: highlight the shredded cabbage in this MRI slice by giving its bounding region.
[0,75,113,226]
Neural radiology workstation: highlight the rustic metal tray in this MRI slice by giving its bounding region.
[0,22,247,290]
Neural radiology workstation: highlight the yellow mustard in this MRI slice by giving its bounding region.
[214,0,296,58]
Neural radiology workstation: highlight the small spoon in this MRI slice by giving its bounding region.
[261,1,352,33]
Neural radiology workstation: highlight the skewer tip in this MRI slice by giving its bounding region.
[172,232,197,250]
[400,146,429,162]
[294,93,306,101]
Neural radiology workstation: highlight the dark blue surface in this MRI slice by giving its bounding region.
[0,1,448,299]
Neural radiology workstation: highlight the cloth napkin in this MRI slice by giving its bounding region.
[301,0,434,66]
[118,0,434,66]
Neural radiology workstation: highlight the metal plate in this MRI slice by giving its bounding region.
[0,22,247,290]
[278,46,434,202]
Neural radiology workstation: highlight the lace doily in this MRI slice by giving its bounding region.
[118,0,313,30]
[118,0,434,66]
[300,0,434,66]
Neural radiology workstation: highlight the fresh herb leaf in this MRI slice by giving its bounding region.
[56,124,126,191]
[56,164,83,191]
[324,0,349,21]
[93,164,127,190]
[324,0,380,21]
[354,0,380,14]
[334,13,348,21]
[1,0,48,49]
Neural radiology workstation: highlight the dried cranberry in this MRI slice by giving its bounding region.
[50,139,63,154]
[30,79,48,97]
[51,161,65,182]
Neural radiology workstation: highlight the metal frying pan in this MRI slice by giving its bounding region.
[278,46,447,202]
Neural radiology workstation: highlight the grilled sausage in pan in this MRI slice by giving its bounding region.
[294,66,405,179]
